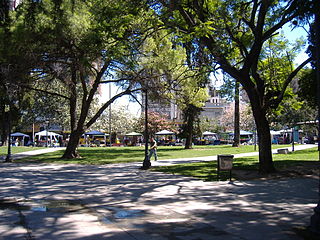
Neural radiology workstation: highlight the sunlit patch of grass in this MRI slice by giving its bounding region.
[153,148,319,181]
[0,146,45,156]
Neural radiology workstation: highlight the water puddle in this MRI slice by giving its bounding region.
[0,199,86,213]
[101,208,145,224]
[0,198,145,224]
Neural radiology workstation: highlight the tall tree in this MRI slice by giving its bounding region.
[13,0,150,158]
[129,29,209,149]
[151,0,311,173]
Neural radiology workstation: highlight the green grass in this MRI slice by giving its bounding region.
[5,144,318,181]
[153,148,319,181]
[0,146,45,156]
[12,144,292,164]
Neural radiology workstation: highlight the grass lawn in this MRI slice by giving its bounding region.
[12,144,292,164]
[0,146,45,156]
[152,147,319,181]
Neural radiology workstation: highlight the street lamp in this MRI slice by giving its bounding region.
[109,83,112,147]
[45,120,49,147]
[5,103,12,162]
[141,88,151,169]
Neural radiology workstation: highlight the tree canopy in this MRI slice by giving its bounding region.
[149,0,312,173]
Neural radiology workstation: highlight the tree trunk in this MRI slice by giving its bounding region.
[184,105,194,149]
[233,80,240,147]
[185,131,193,149]
[62,129,83,158]
[252,105,275,173]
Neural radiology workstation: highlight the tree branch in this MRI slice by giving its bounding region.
[85,87,140,128]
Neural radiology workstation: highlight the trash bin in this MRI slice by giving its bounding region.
[217,154,234,181]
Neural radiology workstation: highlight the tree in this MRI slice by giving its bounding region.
[0,0,38,147]
[151,0,311,173]
[179,41,210,149]
[134,111,177,136]
[219,101,254,132]
[177,80,208,149]
[128,28,209,149]
[13,0,150,158]
[92,104,139,136]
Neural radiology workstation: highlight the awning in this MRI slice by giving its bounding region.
[85,130,109,136]
[11,132,30,137]
[155,130,175,135]
[35,130,61,137]
[229,130,253,135]
[125,132,143,136]
[203,131,216,136]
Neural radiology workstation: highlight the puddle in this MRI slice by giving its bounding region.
[0,199,86,213]
[1,198,145,225]
[114,209,143,219]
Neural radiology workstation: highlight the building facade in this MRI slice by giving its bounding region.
[200,87,229,123]
[142,86,228,124]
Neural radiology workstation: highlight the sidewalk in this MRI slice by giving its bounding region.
[152,144,317,166]
[0,147,66,162]
[0,144,318,240]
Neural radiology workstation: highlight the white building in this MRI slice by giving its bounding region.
[142,86,228,124]
[201,87,229,122]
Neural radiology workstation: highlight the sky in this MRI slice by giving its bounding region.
[99,83,142,116]
[100,23,310,116]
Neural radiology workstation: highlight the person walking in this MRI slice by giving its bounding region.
[148,137,158,161]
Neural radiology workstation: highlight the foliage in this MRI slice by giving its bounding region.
[91,104,139,135]
[219,102,254,132]
[297,20,317,108]
[123,28,210,147]
[9,0,154,158]
[149,0,312,173]
[298,68,316,108]
[134,111,177,137]
[199,116,224,134]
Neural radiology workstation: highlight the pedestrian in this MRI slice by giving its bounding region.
[148,137,158,161]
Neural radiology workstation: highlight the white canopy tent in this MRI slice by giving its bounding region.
[35,130,61,137]
[203,131,217,136]
[35,130,61,146]
[125,132,143,136]
[124,132,143,146]
[155,130,175,135]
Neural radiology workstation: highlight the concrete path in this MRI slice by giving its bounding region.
[0,144,318,239]
[152,144,317,166]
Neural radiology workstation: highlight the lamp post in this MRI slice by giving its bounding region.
[5,103,12,162]
[292,127,295,152]
[109,83,112,147]
[141,88,151,169]
[45,120,49,147]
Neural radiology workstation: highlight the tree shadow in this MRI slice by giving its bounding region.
[0,163,318,239]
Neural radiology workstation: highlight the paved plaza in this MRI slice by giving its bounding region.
[0,145,319,239]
